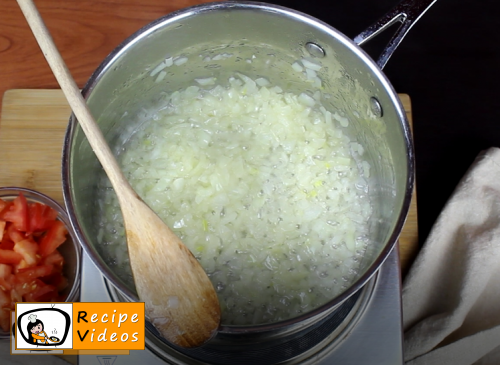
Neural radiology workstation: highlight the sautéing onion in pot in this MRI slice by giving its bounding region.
[95,71,373,326]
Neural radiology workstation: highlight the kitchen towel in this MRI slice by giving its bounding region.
[403,147,500,365]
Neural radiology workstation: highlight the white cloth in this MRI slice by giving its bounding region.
[403,147,500,365]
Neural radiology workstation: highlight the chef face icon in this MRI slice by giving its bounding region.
[27,314,48,344]
[31,322,43,334]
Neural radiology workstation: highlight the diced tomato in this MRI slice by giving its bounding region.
[7,224,25,244]
[0,195,70,318]
[0,221,5,242]
[43,272,68,292]
[41,250,64,273]
[0,308,10,333]
[1,223,15,249]
[0,193,29,233]
[0,277,12,292]
[0,264,11,279]
[13,259,30,273]
[0,286,10,313]
[0,239,14,251]
[38,221,68,257]
[24,282,58,302]
[13,279,35,297]
[0,264,12,291]
[14,265,52,284]
[28,202,58,233]
[24,285,59,302]
[13,239,39,267]
[9,287,22,304]
[0,249,23,265]
[0,199,10,216]
[0,291,10,331]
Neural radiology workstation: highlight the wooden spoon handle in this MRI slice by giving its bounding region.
[17,0,221,347]
[16,0,130,196]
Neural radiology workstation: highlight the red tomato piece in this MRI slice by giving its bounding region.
[43,272,68,292]
[0,238,14,251]
[0,278,11,292]
[0,249,23,265]
[0,285,10,306]
[0,290,10,332]
[0,264,12,291]
[0,264,11,279]
[13,279,35,297]
[28,202,58,233]
[7,224,25,244]
[0,196,70,311]
[15,265,53,284]
[0,199,10,216]
[0,193,29,233]
[23,280,57,302]
[38,221,68,257]
[0,308,10,333]
[0,221,5,242]
[13,239,39,267]
[41,250,64,273]
[13,260,30,273]
[10,287,22,305]
[15,278,53,302]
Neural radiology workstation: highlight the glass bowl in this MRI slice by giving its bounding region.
[0,187,81,339]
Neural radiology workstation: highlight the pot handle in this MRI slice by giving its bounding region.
[353,0,437,69]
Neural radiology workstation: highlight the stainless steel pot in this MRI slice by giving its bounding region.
[62,0,434,347]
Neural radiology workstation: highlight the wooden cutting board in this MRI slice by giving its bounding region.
[0,89,419,275]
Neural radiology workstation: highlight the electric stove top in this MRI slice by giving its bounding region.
[78,246,403,365]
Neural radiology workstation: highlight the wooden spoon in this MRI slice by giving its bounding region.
[16,0,221,348]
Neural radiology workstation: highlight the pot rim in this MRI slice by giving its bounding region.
[62,0,414,332]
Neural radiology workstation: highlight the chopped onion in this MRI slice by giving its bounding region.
[195,77,217,86]
[97,74,373,326]
[305,68,317,80]
[301,58,322,71]
[211,53,233,61]
[150,57,173,77]
[173,56,188,66]
[255,77,270,87]
[291,62,303,72]
[298,92,315,107]
[154,70,166,83]
[333,112,350,127]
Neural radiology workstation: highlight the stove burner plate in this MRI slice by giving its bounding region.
[144,287,368,365]
[78,247,402,365]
